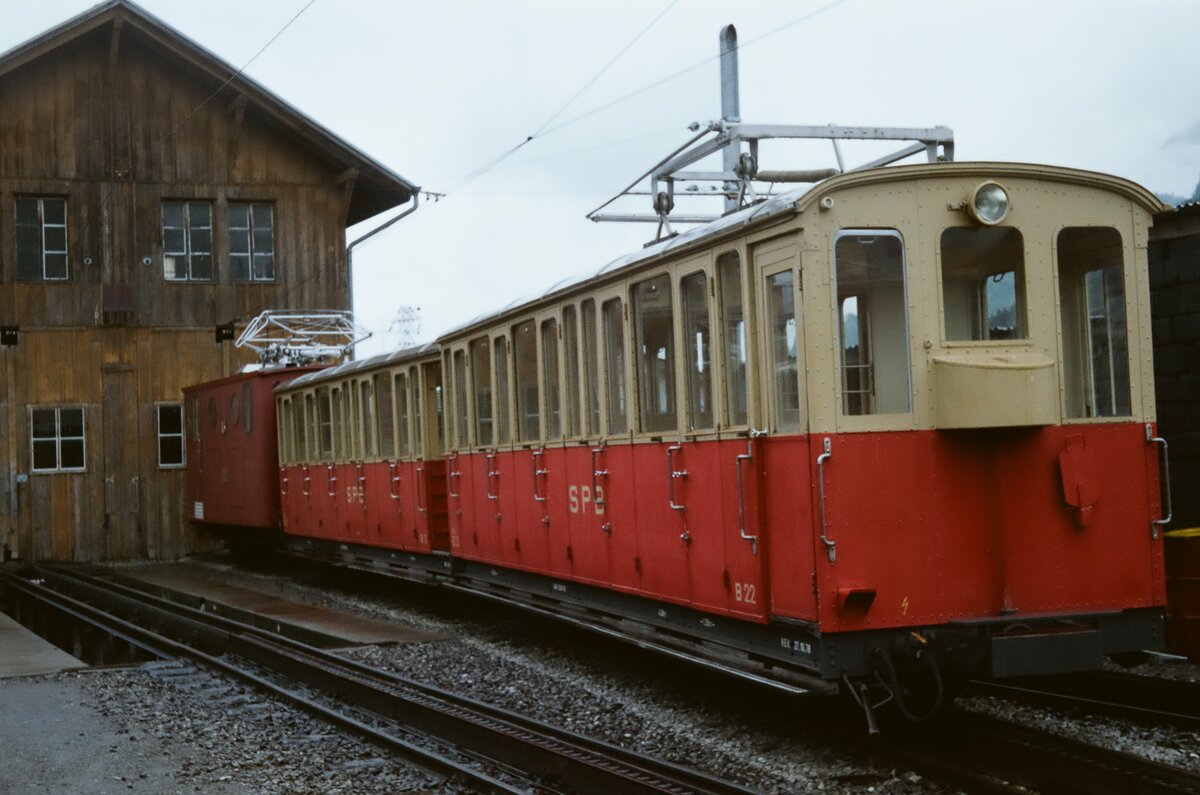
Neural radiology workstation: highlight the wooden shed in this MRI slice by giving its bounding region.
[0,0,418,561]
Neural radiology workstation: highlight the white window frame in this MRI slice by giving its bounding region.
[156,403,186,469]
[30,406,86,473]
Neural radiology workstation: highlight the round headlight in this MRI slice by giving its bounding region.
[969,181,1009,225]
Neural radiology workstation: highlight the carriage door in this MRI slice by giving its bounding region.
[754,240,819,621]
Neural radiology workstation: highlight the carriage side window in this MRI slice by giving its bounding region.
[835,231,912,415]
[317,388,333,461]
[395,373,410,456]
[16,197,68,281]
[332,387,347,459]
[718,252,748,427]
[470,337,493,447]
[452,349,470,449]
[563,306,582,437]
[1058,227,1130,418]
[542,319,562,440]
[411,367,425,453]
[162,201,213,281]
[31,407,86,472]
[766,271,801,430]
[494,337,511,444]
[375,374,395,458]
[602,298,628,434]
[941,227,1026,341]
[278,400,293,465]
[633,274,676,433]
[157,404,185,468]
[582,300,601,434]
[360,380,376,459]
[514,320,540,441]
[682,271,713,431]
[292,396,307,463]
[229,202,275,282]
[301,393,314,461]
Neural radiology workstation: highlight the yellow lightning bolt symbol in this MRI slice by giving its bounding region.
[901,596,910,615]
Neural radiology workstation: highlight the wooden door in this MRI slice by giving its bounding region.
[102,367,140,558]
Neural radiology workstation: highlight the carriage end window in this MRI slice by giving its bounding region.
[1058,227,1130,418]
[835,231,912,416]
[941,226,1026,341]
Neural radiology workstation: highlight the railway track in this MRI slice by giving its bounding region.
[969,670,1200,729]
[0,564,757,795]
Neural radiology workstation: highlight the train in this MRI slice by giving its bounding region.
[185,161,1170,728]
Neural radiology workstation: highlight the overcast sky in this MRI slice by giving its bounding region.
[5,0,1200,356]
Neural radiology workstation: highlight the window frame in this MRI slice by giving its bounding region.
[16,196,69,282]
[156,402,186,469]
[30,406,87,474]
[161,200,214,282]
[228,201,276,282]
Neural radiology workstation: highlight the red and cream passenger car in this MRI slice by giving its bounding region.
[202,162,1169,720]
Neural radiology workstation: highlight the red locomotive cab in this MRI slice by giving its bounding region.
[184,366,322,537]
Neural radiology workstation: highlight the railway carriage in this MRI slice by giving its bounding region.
[193,161,1169,723]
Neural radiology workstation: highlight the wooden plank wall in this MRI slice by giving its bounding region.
[0,22,360,560]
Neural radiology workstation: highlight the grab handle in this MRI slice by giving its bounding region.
[666,444,687,512]
[388,462,401,501]
[1147,423,1173,539]
[817,437,835,562]
[735,430,765,554]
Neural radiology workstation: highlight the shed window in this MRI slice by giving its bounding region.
[31,407,85,473]
[162,201,213,281]
[16,197,68,281]
[941,226,1026,341]
[229,202,275,281]
[602,299,628,434]
[494,337,510,444]
[682,271,713,431]
[471,337,493,446]
[581,300,600,434]
[1058,227,1130,418]
[633,274,676,433]
[514,321,540,441]
[718,252,748,427]
[157,404,185,468]
[835,231,912,415]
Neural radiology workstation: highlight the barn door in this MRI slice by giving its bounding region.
[102,367,140,558]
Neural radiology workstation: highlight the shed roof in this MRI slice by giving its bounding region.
[0,0,418,225]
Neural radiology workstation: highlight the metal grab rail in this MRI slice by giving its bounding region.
[486,451,500,502]
[817,437,836,562]
[532,448,550,526]
[447,453,461,499]
[387,462,401,501]
[301,465,311,497]
[356,463,367,510]
[415,462,427,516]
[591,445,612,534]
[1146,423,1173,539]
[667,444,688,512]
[280,469,289,496]
[325,465,337,498]
[735,430,766,554]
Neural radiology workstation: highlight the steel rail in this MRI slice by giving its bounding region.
[35,564,758,795]
[969,670,1200,730]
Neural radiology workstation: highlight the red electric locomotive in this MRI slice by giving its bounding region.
[192,161,1169,725]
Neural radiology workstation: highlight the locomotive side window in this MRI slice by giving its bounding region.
[470,337,493,447]
[766,270,802,430]
[681,271,714,431]
[395,373,411,456]
[563,306,582,437]
[633,274,676,433]
[494,336,511,444]
[278,399,291,465]
[375,373,395,458]
[602,298,628,434]
[941,227,1026,341]
[542,318,562,440]
[582,299,601,434]
[834,231,912,416]
[453,349,469,449]
[243,383,253,434]
[317,388,333,461]
[1058,227,1131,418]
[718,252,748,427]
[514,320,540,441]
